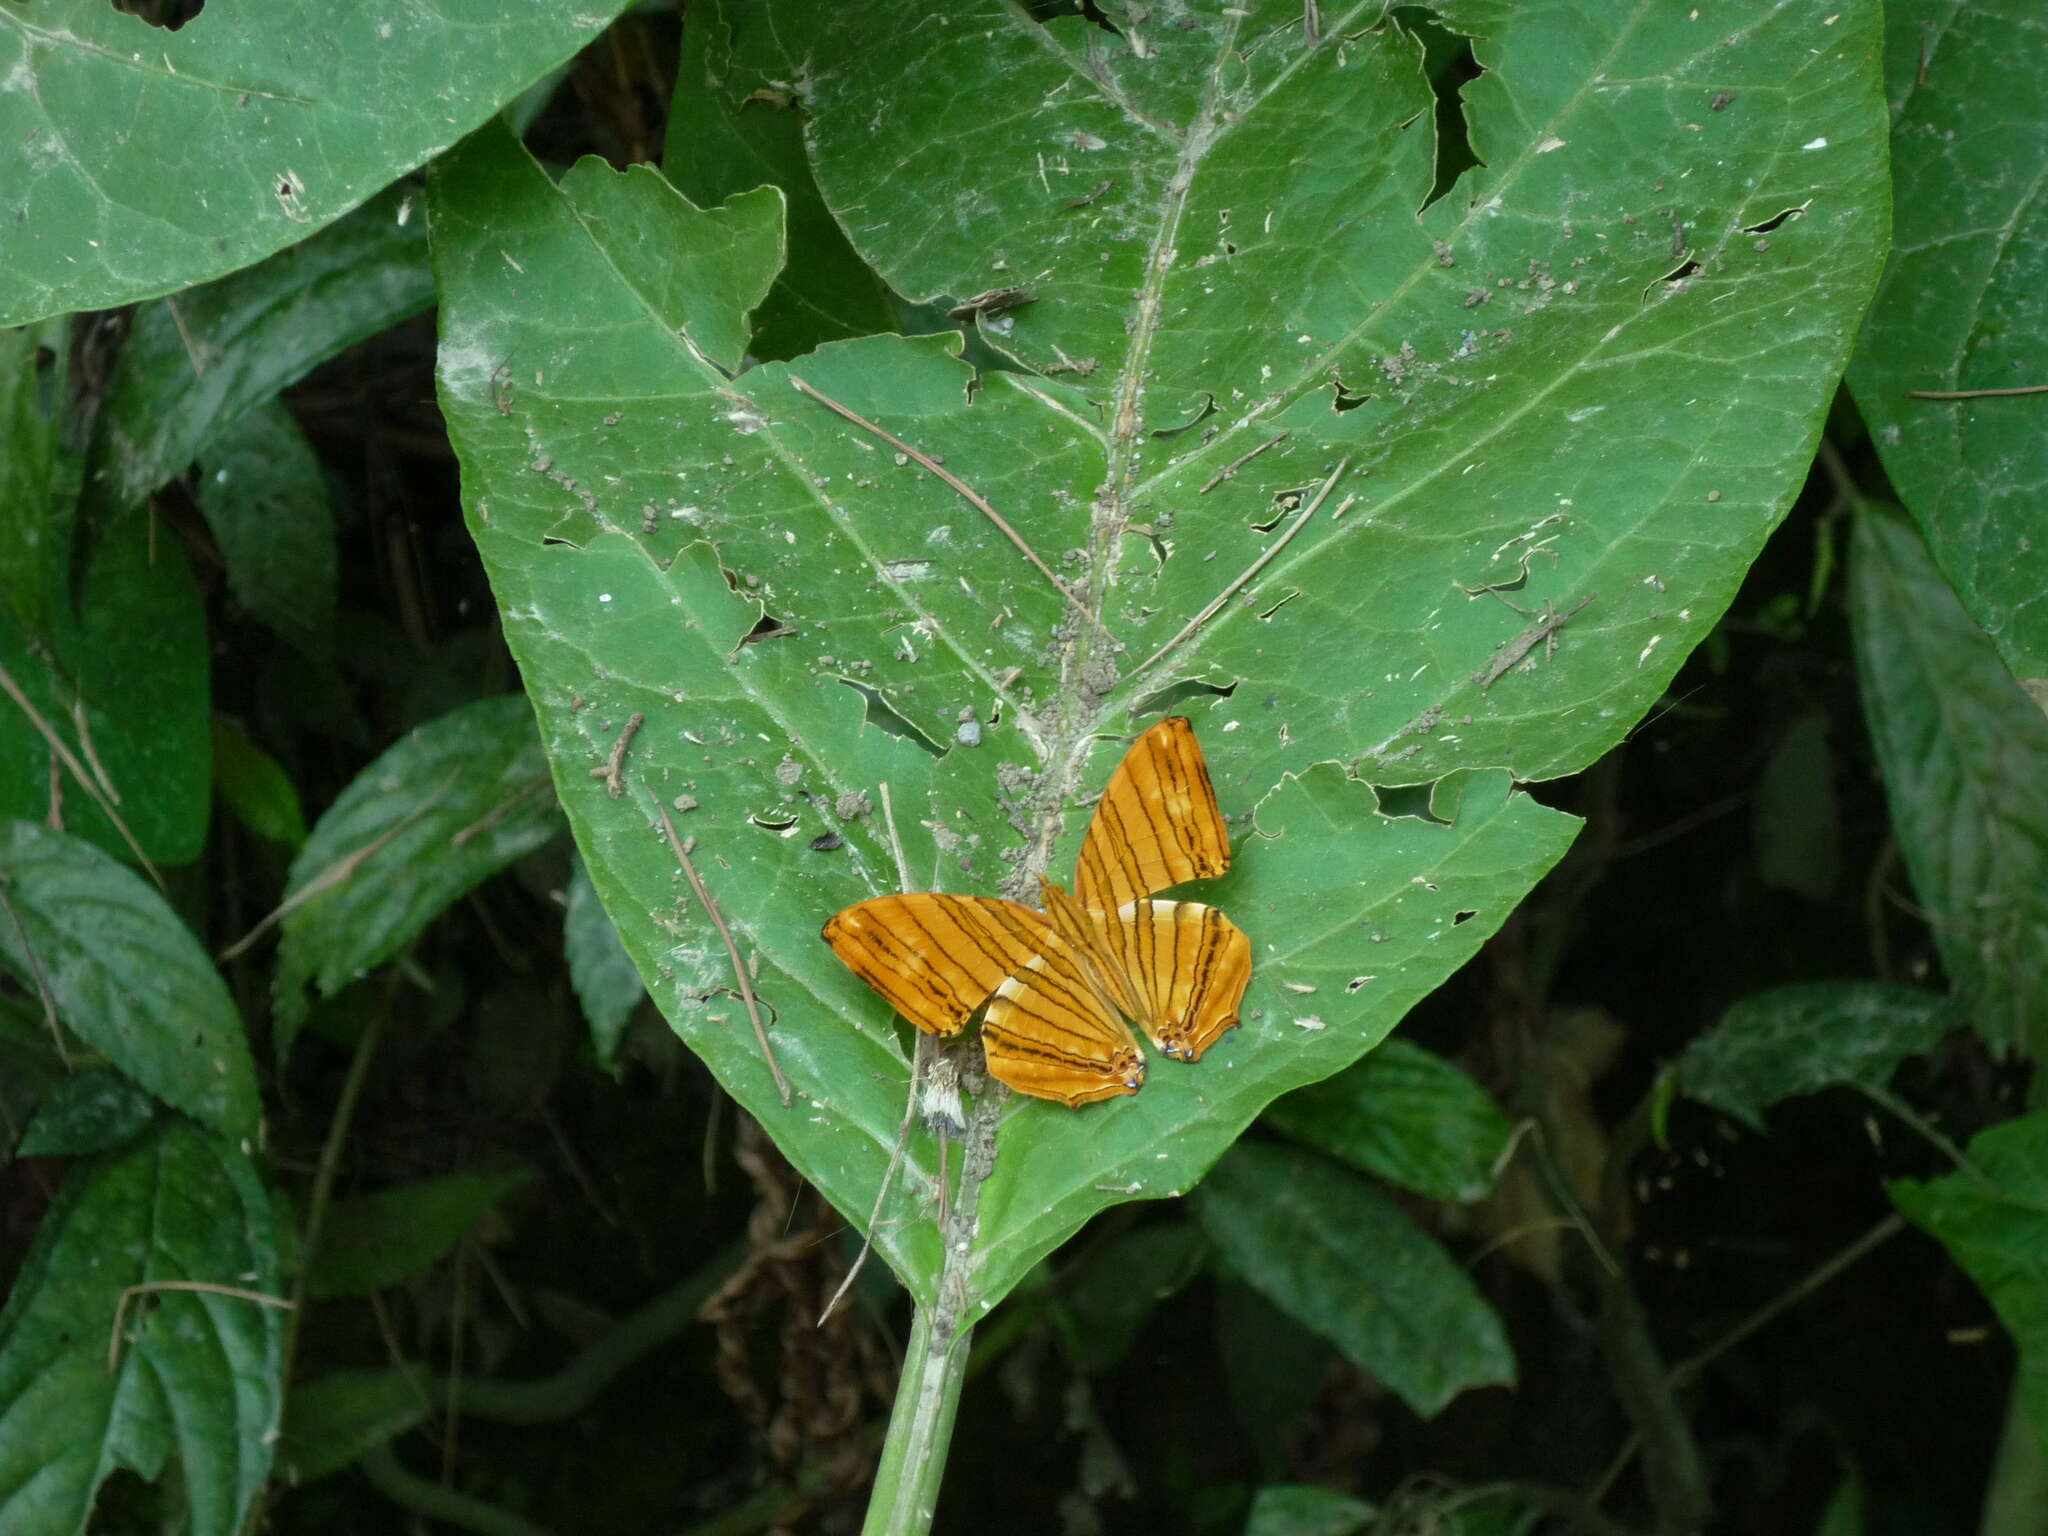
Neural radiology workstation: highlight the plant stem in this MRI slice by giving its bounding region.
[860,1075,1005,1534]
[861,1303,974,1536]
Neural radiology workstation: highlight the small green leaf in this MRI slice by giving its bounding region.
[1195,1142,1515,1418]
[565,855,645,1071]
[272,693,564,1050]
[0,1119,282,1536]
[90,186,432,514]
[0,996,66,1161]
[1888,1113,2048,1458]
[1263,1038,1513,1203]
[278,1369,429,1487]
[1676,981,1955,1131]
[1851,505,2048,1057]
[194,402,338,655]
[309,1169,532,1300]
[664,0,897,360]
[1813,1474,1865,1536]
[1243,1484,1375,1536]
[1846,0,2048,680]
[0,2,635,328]
[213,717,309,850]
[0,822,258,1142]
[16,1069,156,1158]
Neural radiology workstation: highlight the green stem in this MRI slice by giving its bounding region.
[860,1073,1004,1534]
[861,1303,974,1536]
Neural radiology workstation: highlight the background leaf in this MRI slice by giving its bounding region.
[308,1169,532,1300]
[1243,1484,1376,1536]
[1845,0,2048,681]
[0,1,634,327]
[1196,1140,1515,1418]
[1888,1113,2048,1459]
[213,715,309,850]
[277,1369,428,1488]
[1675,980,1955,1131]
[1850,505,2048,1057]
[565,854,645,1072]
[271,693,564,1045]
[1264,1038,1513,1202]
[89,186,432,515]
[16,1068,156,1158]
[431,0,1885,1316]
[662,0,897,360]
[0,821,257,1141]
[193,401,339,656]
[0,506,213,865]
[0,1119,282,1536]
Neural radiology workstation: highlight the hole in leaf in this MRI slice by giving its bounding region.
[110,0,204,30]
[1370,782,1450,825]
[1453,909,1477,925]
[1131,678,1237,717]
[738,612,794,647]
[1654,258,1702,289]
[1398,8,1484,213]
[1257,591,1300,622]
[1743,204,1807,235]
[1346,977,1373,993]
[809,832,844,853]
[1252,486,1310,533]
[1075,0,1123,35]
[1150,395,1218,439]
[837,679,944,756]
[751,812,799,833]
[1331,381,1371,412]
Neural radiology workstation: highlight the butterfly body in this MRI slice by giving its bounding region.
[822,717,1252,1108]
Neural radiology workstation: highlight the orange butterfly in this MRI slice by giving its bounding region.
[822,717,1253,1107]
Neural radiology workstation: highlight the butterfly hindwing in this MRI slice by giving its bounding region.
[1073,717,1232,913]
[1096,899,1253,1061]
[980,936,1147,1107]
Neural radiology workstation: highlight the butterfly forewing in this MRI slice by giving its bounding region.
[824,893,1147,1107]
[822,894,1058,1039]
[1074,717,1232,912]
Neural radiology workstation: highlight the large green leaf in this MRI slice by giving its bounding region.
[0,1,634,327]
[1197,1141,1515,1417]
[0,821,258,1142]
[1846,0,2048,682]
[0,1118,283,1536]
[1889,1112,2048,1457]
[430,0,1884,1313]
[1851,506,2048,1058]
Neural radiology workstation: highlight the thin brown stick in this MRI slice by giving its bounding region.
[588,712,644,798]
[651,792,790,1106]
[1135,456,1348,676]
[787,375,1115,643]
[0,661,163,889]
[1908,383,2048,400]
[817,1068,920,1327]
[220,773,459,960]
[1198,431,1290,493]
[109,1281,294,1372]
